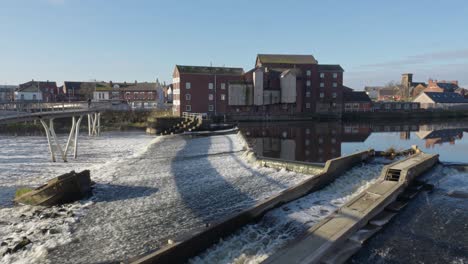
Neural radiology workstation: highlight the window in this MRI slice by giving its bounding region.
[282,104,288,110]
[208,105,214,111]
[185,105,191,111]
[332,92,337,98]
[208,83,213,89]
[221,94,226,100]
[208,94,213,101]
[320,73,325,78]
[345,103,352,109]
[185,94,191,100]
[320,92,324,98]
[332,82,337,88]
[353,103,359,109]
[320,82,324,88]
[306,80,311,87]
[396,103,401,109]
[185,82,191,89]
[333,73,338,79]
[306,103,311,109]
[221,83,226,90]
[306,70,311,76]
[33,94,37,100]
[385,104,391,110]
[306,92,311,97]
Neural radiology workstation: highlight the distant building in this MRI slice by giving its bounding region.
[63,81,96,101]
[92,82,112,102]
[172,54,345,117]
[172,65,244,115]
[0,85,17,102]
[343,90,372,112]
[377,87,400,101]
[373,101,420,111]
[18,80,58,102]
[112,81,159,109]
[413,91,468,109]
[364,86,381,101]
[422,79,459,94]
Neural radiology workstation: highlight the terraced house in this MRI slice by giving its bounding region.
[172,54,345,117]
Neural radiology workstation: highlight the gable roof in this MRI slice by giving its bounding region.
[113,82,157,91]
[343,91,372,103]
[423,92,468,103]
[318,64,344,72]
[175,65,244,76]
[436,82,458,92]
[19,81,57,92]
[256,54,318,65]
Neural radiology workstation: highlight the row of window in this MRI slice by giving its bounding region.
[185,81,339,89]
[185,93,226,101]
[305,71,339,79]
[185,105,214,111]
[305,92,338,98]
[185,82,226,90]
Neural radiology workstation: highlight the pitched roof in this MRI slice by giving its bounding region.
[256,54,318,65]
[343,91,372,102]
[436,82,458,92]
[114,82,157,91]
[19,81,57,92]
[423,92,468,103]
[318,64,344,72]
[175,65,244,75]
[412,82,427,87]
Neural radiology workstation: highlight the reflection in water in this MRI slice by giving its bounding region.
[239,120,468,163]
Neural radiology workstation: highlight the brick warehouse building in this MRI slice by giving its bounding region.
[172,54,344,116]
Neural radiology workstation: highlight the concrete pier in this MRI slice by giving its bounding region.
[263,153,439,264]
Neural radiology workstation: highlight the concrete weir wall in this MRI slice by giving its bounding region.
[130,132,373,264]
[264,153,439,264]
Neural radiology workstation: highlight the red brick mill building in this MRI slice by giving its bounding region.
[172,54,345,117]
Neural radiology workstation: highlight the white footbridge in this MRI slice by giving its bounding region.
[0,102,110,162]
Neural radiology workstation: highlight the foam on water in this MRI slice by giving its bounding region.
[0,131,155,263]
[191,163,384,264]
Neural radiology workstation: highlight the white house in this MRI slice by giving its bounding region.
[14,86,43,101]
[413,92,468,109]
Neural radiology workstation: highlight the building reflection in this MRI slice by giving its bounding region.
[416,129,464,148]
[239,120,468,163]
[239,122,372,163]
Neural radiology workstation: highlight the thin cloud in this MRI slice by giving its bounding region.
[362,49,468,68]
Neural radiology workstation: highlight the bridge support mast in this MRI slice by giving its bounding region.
[39,115,84,162]
[87,112,101,136]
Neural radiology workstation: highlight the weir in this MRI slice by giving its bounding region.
[129,130,439,264]
[263,152,439,264]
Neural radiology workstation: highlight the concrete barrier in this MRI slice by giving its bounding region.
[264,152,439,264]
[129,132,374,264]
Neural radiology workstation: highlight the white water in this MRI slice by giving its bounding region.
[191,163,384,264]
[0,131,155,264]
[0,133,321,264]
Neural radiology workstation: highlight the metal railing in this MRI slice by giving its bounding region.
[182,112,205,121]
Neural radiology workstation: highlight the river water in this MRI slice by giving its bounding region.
[1,119,467,264]
[239,119,468,164]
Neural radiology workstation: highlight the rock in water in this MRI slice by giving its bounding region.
[14,170,93,206]
[12,237,31,253]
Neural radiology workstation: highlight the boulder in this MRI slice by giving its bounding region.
[14,170,92,206]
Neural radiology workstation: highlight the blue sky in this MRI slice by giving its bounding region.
[1,0,468,89]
